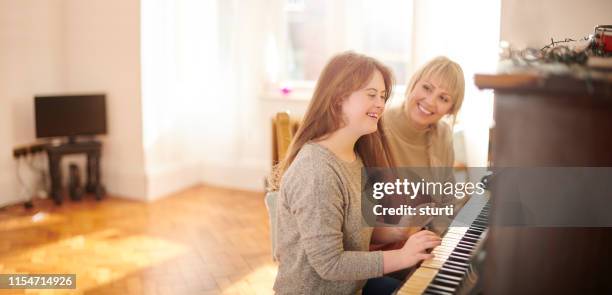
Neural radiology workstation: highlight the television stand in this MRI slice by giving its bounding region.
[45,140,105,204]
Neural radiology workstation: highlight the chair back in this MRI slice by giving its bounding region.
[271,112,301,165]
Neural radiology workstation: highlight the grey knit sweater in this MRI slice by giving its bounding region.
[273,143,384,294]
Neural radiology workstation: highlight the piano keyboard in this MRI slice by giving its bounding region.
[396,194,490,295]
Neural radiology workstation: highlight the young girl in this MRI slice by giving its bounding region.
[271,52,441,294]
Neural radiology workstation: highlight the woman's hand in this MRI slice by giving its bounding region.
[399,230,441,267]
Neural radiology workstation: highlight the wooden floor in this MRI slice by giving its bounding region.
[0,186,276,295]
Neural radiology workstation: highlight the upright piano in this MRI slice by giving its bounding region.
[395,71,612,294]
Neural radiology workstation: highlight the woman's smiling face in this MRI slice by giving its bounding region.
[404,76,454,129]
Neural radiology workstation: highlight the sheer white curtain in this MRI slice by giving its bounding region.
[141,0,223,197]
[142,0,284,192]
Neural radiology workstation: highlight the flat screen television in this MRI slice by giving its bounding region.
[35,94,107,139]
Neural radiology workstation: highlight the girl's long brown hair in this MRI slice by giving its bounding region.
[270,51,396,190]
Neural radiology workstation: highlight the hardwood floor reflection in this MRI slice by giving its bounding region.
[0,186,276,295]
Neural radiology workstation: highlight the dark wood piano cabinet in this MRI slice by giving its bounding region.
[475,72,612,295]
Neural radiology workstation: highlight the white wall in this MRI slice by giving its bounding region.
[501,0,612,48]
[63,0,147,200]
[0,0,147,206]
[0,0,64,207]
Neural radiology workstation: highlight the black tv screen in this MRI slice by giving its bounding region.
[35,94,107,138]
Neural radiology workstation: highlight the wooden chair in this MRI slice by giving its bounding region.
[271,111,300,167]
[266,112,301,259]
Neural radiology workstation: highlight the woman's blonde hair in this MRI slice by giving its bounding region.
[269,51,396,191]
[405,56,465,122]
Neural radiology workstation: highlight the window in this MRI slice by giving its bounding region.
[279,0,413,90]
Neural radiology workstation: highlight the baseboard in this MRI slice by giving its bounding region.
[1,161,266,206]
[0,162,148,205]
[145,162,204,201]
[102,167,148,201]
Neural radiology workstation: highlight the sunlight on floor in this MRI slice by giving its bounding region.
[0,212,66,232]
[220,263,277,295]
[0,228,188,294]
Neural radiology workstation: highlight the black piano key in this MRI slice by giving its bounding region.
[445,262,469,273]
[448,255,470,263]
[436,273,463,282]
[459,238,477,246]
[453,245,474,254]
[470,225,487,231]
[427,283,457,293]
[458,239,477,247]
[439,268,466,277]
[465,232,480,238]
[433,277,461,287]
[469,223,485,230]
[441,263,468,274]
[455,240,474,247]
[461,234,480,240]
[469,223,485,229]
[424,289,453,295]
[473,220,487,226]
[432,273,465,286]
[444,259,470,269]
[449,251,471,259]
[466,229,483,235]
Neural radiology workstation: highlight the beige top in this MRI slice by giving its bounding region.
[273,143,383,294]
[382,105,459,233]
[382,105,455,182]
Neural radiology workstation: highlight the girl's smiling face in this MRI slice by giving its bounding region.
[341,70,387,136]
[404,76,454,129]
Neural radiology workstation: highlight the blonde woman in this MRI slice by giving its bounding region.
[372,57,466,252]
[384,56,465,173]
